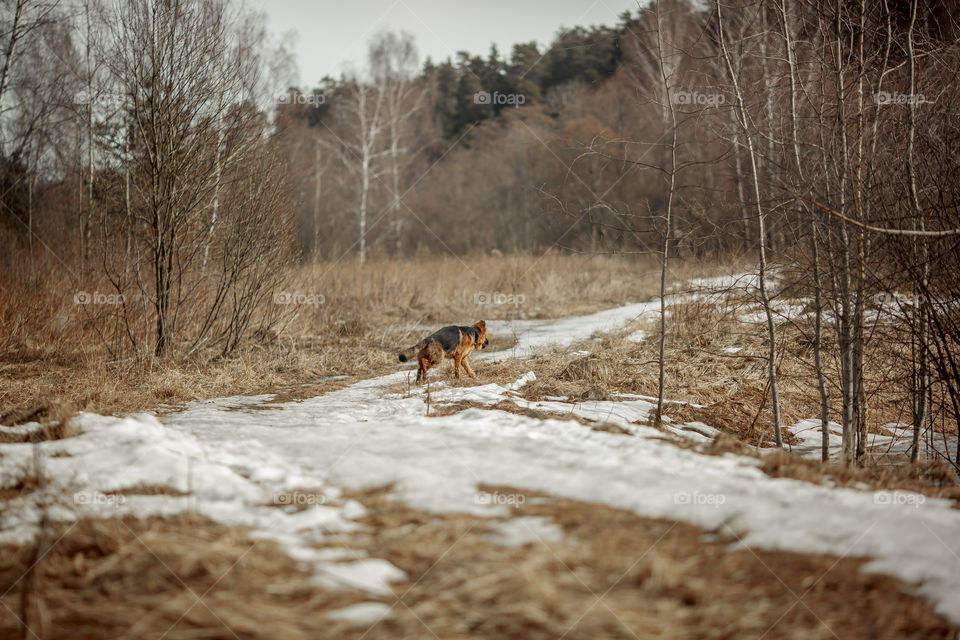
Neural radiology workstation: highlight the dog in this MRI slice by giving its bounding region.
[398,320,489,383]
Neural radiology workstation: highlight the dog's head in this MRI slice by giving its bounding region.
[473,320,488,350]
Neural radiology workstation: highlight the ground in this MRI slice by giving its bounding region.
[1,263,958,639]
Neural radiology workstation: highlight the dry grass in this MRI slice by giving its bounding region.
[341,485,955,639]
[689,433,960,500]
[0,421,78,445]
[0,474,41,503]
[3,250,945,460]
[758,451,960,499]
[3,490,954,639]
[509,326,792,438]
[427,398,631,434]
[0,401,78,444]
[105,484,190,497]
[2,254,732,423]
[505,290,952,454]
[0,514,367,640]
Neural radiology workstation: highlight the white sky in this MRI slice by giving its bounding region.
[244,0,642,88]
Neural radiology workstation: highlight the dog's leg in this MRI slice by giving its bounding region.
[453,354,462,379]
[462,357,476,379]
[417,357,430,384]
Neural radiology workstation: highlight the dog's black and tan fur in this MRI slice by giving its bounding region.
[398,321,489,383]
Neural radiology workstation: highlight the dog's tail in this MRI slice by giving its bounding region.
[398,344,419,363]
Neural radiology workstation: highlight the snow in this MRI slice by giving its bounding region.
[2,270,959,624]
[326,602,393,625]
[686,272,763,292]
[0,423,46,438]
[785,418,957,463]
[485,517,564,546]
[786,418,844,456]
[425,377,662,438]
[312,559,407,595]
[673,421,721,439]
[479,300,662,362]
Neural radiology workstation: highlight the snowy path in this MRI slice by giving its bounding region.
[2,287,960,624]
[480,299,660,362]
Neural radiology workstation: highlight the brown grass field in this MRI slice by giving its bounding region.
[1,488,955,639]
[2,254,958,639]
[0,253,712,424]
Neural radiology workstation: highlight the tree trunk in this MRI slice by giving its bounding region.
[654,0,678,429]
[905,0,928,464]
[716,0,783,447]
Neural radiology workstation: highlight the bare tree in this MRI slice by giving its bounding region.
[650,0,680,428]
[0,0,26,126]
[714,0,783,448]
[775,0,831,460]
[331,74,385,264]
[105,0,294,357]
[369,30,423,256]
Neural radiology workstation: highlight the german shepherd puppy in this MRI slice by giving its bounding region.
[398,321,489,383]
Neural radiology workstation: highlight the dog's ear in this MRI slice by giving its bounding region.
[474,320,486,330]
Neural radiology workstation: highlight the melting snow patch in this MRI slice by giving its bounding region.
[787,419,843,456]
[686,273,762,292]
[486,517,565,547]
[0,422,46,438]
[428,372,536,406]
[674,421,720,439]
[313,559,406,595]
[782,419,954,463]
[482,300,662,362]
[327,602,393,625]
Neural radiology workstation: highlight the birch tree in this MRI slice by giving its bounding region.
[331,74,385,264]
[369,30,423,256]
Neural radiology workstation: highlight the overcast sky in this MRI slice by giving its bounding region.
[244,0,642,88]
